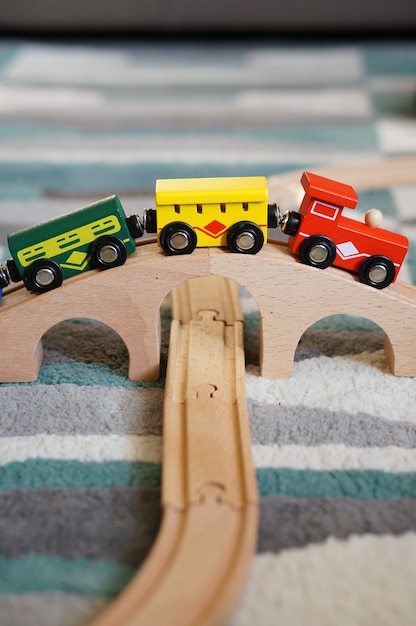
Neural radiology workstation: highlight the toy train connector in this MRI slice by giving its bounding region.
[0,172,409,295]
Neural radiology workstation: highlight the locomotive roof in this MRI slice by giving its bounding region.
[301,171,358,209]
[155,176,268,206]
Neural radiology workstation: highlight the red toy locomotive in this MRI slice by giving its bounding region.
[280,171,408,289]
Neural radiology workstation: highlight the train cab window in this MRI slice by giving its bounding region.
[310,201,340,222]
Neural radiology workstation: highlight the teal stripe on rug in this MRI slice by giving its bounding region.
[257,468,416,499]
[1,363,166,388]
[1,460,416,500]
[0,554,134,596]
[0,459,161,490]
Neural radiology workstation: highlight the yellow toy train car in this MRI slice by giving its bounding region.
[144,176,278,255]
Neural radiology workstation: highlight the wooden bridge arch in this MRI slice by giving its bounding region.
[0,239,416,383]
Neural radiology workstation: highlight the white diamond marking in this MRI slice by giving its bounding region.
[337,241,359,258]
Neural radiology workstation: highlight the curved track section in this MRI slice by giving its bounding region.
[91,276,258,626]
[267,155,416,208]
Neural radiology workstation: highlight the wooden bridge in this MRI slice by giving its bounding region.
[0,238,416,383]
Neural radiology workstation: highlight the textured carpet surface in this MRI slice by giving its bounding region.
[0,40,416,626]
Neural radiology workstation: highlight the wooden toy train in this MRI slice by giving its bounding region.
[0,171,409,294]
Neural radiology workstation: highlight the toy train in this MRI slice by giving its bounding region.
[0,172,409,294]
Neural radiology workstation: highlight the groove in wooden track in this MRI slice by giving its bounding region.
[90,276,258,626]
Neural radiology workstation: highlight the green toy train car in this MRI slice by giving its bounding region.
[0,195,143,293]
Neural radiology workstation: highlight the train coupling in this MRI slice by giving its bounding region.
[0,265,9,289]
[268,203,300,235]
[0,258,22,287]
[267,203,281,229]
[126,214,145,239]
[279,209,302,237]
[268,203,301,236]
[142,208,157,234]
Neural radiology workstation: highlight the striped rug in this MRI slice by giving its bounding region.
[0,40,415,626]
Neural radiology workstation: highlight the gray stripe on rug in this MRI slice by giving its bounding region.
[258,496,416,553]
[1,489,415,560]
[0,488,161,565]
[248,401,416,447]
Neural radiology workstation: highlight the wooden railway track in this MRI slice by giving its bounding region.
[91,276,258,626]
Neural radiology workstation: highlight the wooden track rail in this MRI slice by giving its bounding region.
[90,276,258,626]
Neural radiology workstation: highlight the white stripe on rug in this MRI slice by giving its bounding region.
[246,353,416,422]
[252,443,416,472]
[1,435,416,472]
[230,533,416,626]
